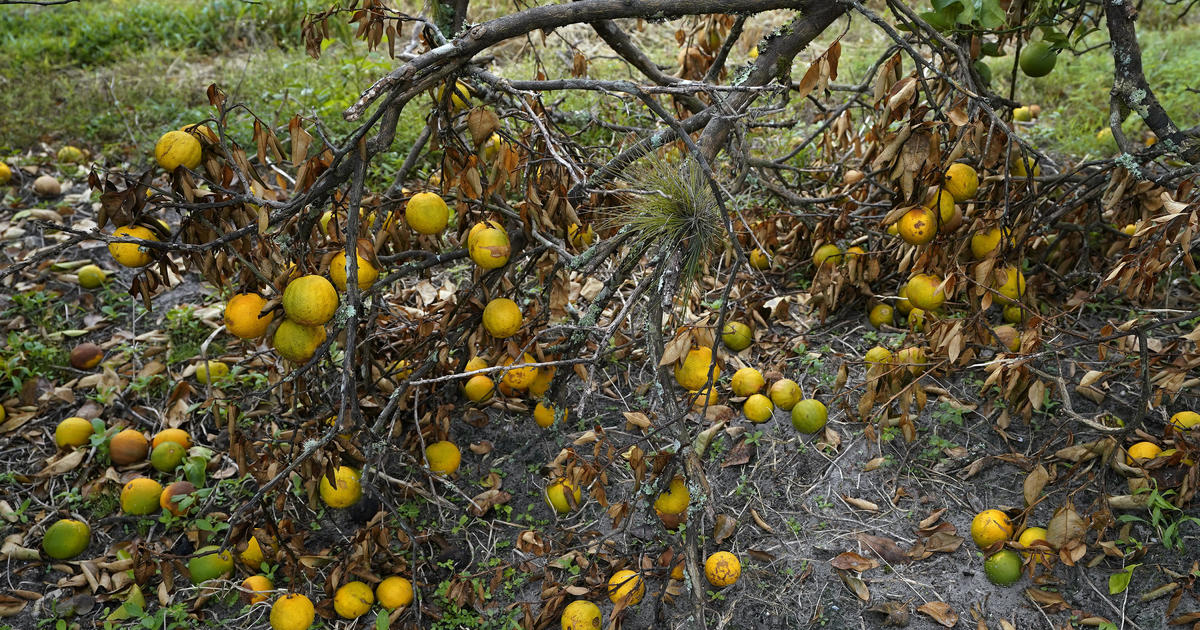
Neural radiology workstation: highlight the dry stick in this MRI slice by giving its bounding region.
[701,16,746,86]
[590,19,708,115]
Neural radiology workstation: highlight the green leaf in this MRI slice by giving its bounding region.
[975,0,1005,29]
[1108,564,1139,594]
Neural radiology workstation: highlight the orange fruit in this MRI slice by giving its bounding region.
[768,378,801,411]
[675,347,720,391]
[152,428,191,449]
[469,226,511,269]
[704,551,741,587]
[1017,526,1050,562]
[242,575,273,604]
[483,298,523,338]
[743,394,774,423]
[1126,441,1162,465]
[897,207,937,245]
[995,267,1025,304]
[1019,41,1057,77]
[333,581,374,619]
[282,275,339,326]
[76,264,107,289]
[120,477,164,515]
[560,600,602,630]
[970,227,1009,259]
[55,417,94,449]
[1171,411,1200,430]
[906,274,945,311]
[790,399,827,433]
[868,304,893,329]
[42,519,91,560]
[970,509,1014,549]
[730,367,765,397]
[500,353,538,390]
[534,402,563,428]
[318,466,362,508]
[721,321,753,351]
[109,225,157,268]
[924,187,956,224]
[607,570,644,605]
[154,130,202,170]
[426,440,461,475]
[812,243,841,267]
[329,252,378,292]
[984,549,1023,586]
[273,320,327,364]
[270,593,315,630]
[377,576,414,609]
[224,293,274,339]
[463,374,495,403]
[109,429,149,466]
[159,481,196,516]
[545,477,583,513]
[749,249,770,270]
[150,441,186,473]
[944,163,979,202]
[405,192,450,235]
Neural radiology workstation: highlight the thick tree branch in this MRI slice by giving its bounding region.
[1105,0,1200,163]
[590,19,708,114]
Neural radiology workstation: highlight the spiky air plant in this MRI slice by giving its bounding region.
[610,155,725,307]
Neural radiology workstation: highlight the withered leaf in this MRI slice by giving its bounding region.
[858,533,909,564]
[864,600,908,625]
[837,569,871,602]
[1024,464,1049,507]
[916,601,958,627]
[830,551,879,572]
[713,513,737,544]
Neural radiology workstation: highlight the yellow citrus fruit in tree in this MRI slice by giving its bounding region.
[995,267,1025,304]
[0,161,11,185]
[467,220,504,249]
[241,535,267,569]
[970,227,1009,259]
[76,264,107,289]
[791,399,827,434]
[270,593,315,630]
[55,417,94,448]
[908,308,927,332]
[273,320,327,364]
[898,207,937,246]
[654,476,690,516]
[730,367,765,397]
[482,133,504,162]
[1126,441,1162,465]
[426,440,461,475]
[675,347,720,391]
[329,252,379,292]
[1017,526,1050,562]
[813,243,841,267]
[545,477,583,513]
[868,304,893,329]
[886,222,899,236]
[704,551,741,587]
[109,429,149,465]
[333,581,374,619]
[319,466,362,508]
[224,293,274,339]
[195,360,229,384]
[528,365,555,397]
[970,509,1014,549]
[944,163,979,202]
[120,477,164,515]
[864,346,892,365]
[1013,107,1033,122]
[896,284,913,315]
[152,428,191,450]
[376,576,414,609]
[470,226,511,269]
[1003,304,1025,324]
[1011,155,1040,178]
[924,187,956,224]
[465,356,488,372]
[984,549,1023,586]
[567,223,596,249]
[560,600,602,630]
[437,80,471,111]
[58,146,85,163]
[154,130,202,171]
[282,275,339,326]
[894,346,927,376]
[501,353,538,390]
[607,570,645,605]
[464,375,495,403]
[534,402,563,428]
[483,298,523,338]
[1121,223,1137,237]
[749,249,770,270]
[769,378,801,411]
[150,441,186,473]
[242,575,273,604]
[160,481,195,516]
[994,325,1021,352]
[743,394,774,423]
[721,321,753,351]
[180,124,219,143]
[42,519,90,560]
[906,274,945,311]
[1019,40,1057,77]
[405,191,450,234]
[1171,411,1200,430]
[109,225,157,268]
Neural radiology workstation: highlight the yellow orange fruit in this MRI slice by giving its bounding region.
[500,353,538,390]
[567,223,596,249]
[906,274,945,311]
[790,399,827,433]
[984,549,1023,586]
[376,576,414,609]
[749,249,770,270]
[898,207,937,245]
[318,466,362,508]
[464,374,495,403]
[120,477,164,515]
[0,161,11,185]
[42,519,91,560]
[865,346,892,365]
[1171,411,1200,430]
[970,227,1009,259]
[154,130,202,171]
[242,575,274,604]
[426,440,461,475]
[995,267,1026,304]
[654,476,690,516]
[908,308,927,332]
[224,293,274,339]
[55,417,94,449]
[721,321,753,351]
[730,367,765,397]
[405,191,451,234]
[273,320,327,364]
[470,226,511,269]
[534,402,563,427]
[704,551,741,587]
[675,347,720,391]
[195,360,229,384]
[545,477,583,513]
[270,593,315,630]
[333,581,374,619]
[329,251,379,292]
[743,394,774,423]
[1017,526,1050,562]
[813,243,841,267]
[76,264,107,289]
[944,163,979,202]
[607,570,645,605]
[152,428,191,450]
[1011,155,1041,178]
[282,275,339,326]
[1126,441,1162,465]
[994,325,1021,352]
[528,365,555,397]
[894,346,927,376]
[768,378,801,411]
[241,534,269,569]
[109,429,149,466]
[970,509,1014,549]
[560,600,602,630]
[924,187,956,224]
[483,298,523,338]
[109,225,157,268]
[868,304,893,329]
[180,124,219,143]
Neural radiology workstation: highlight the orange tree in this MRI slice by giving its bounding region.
[12,0,1200,627]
